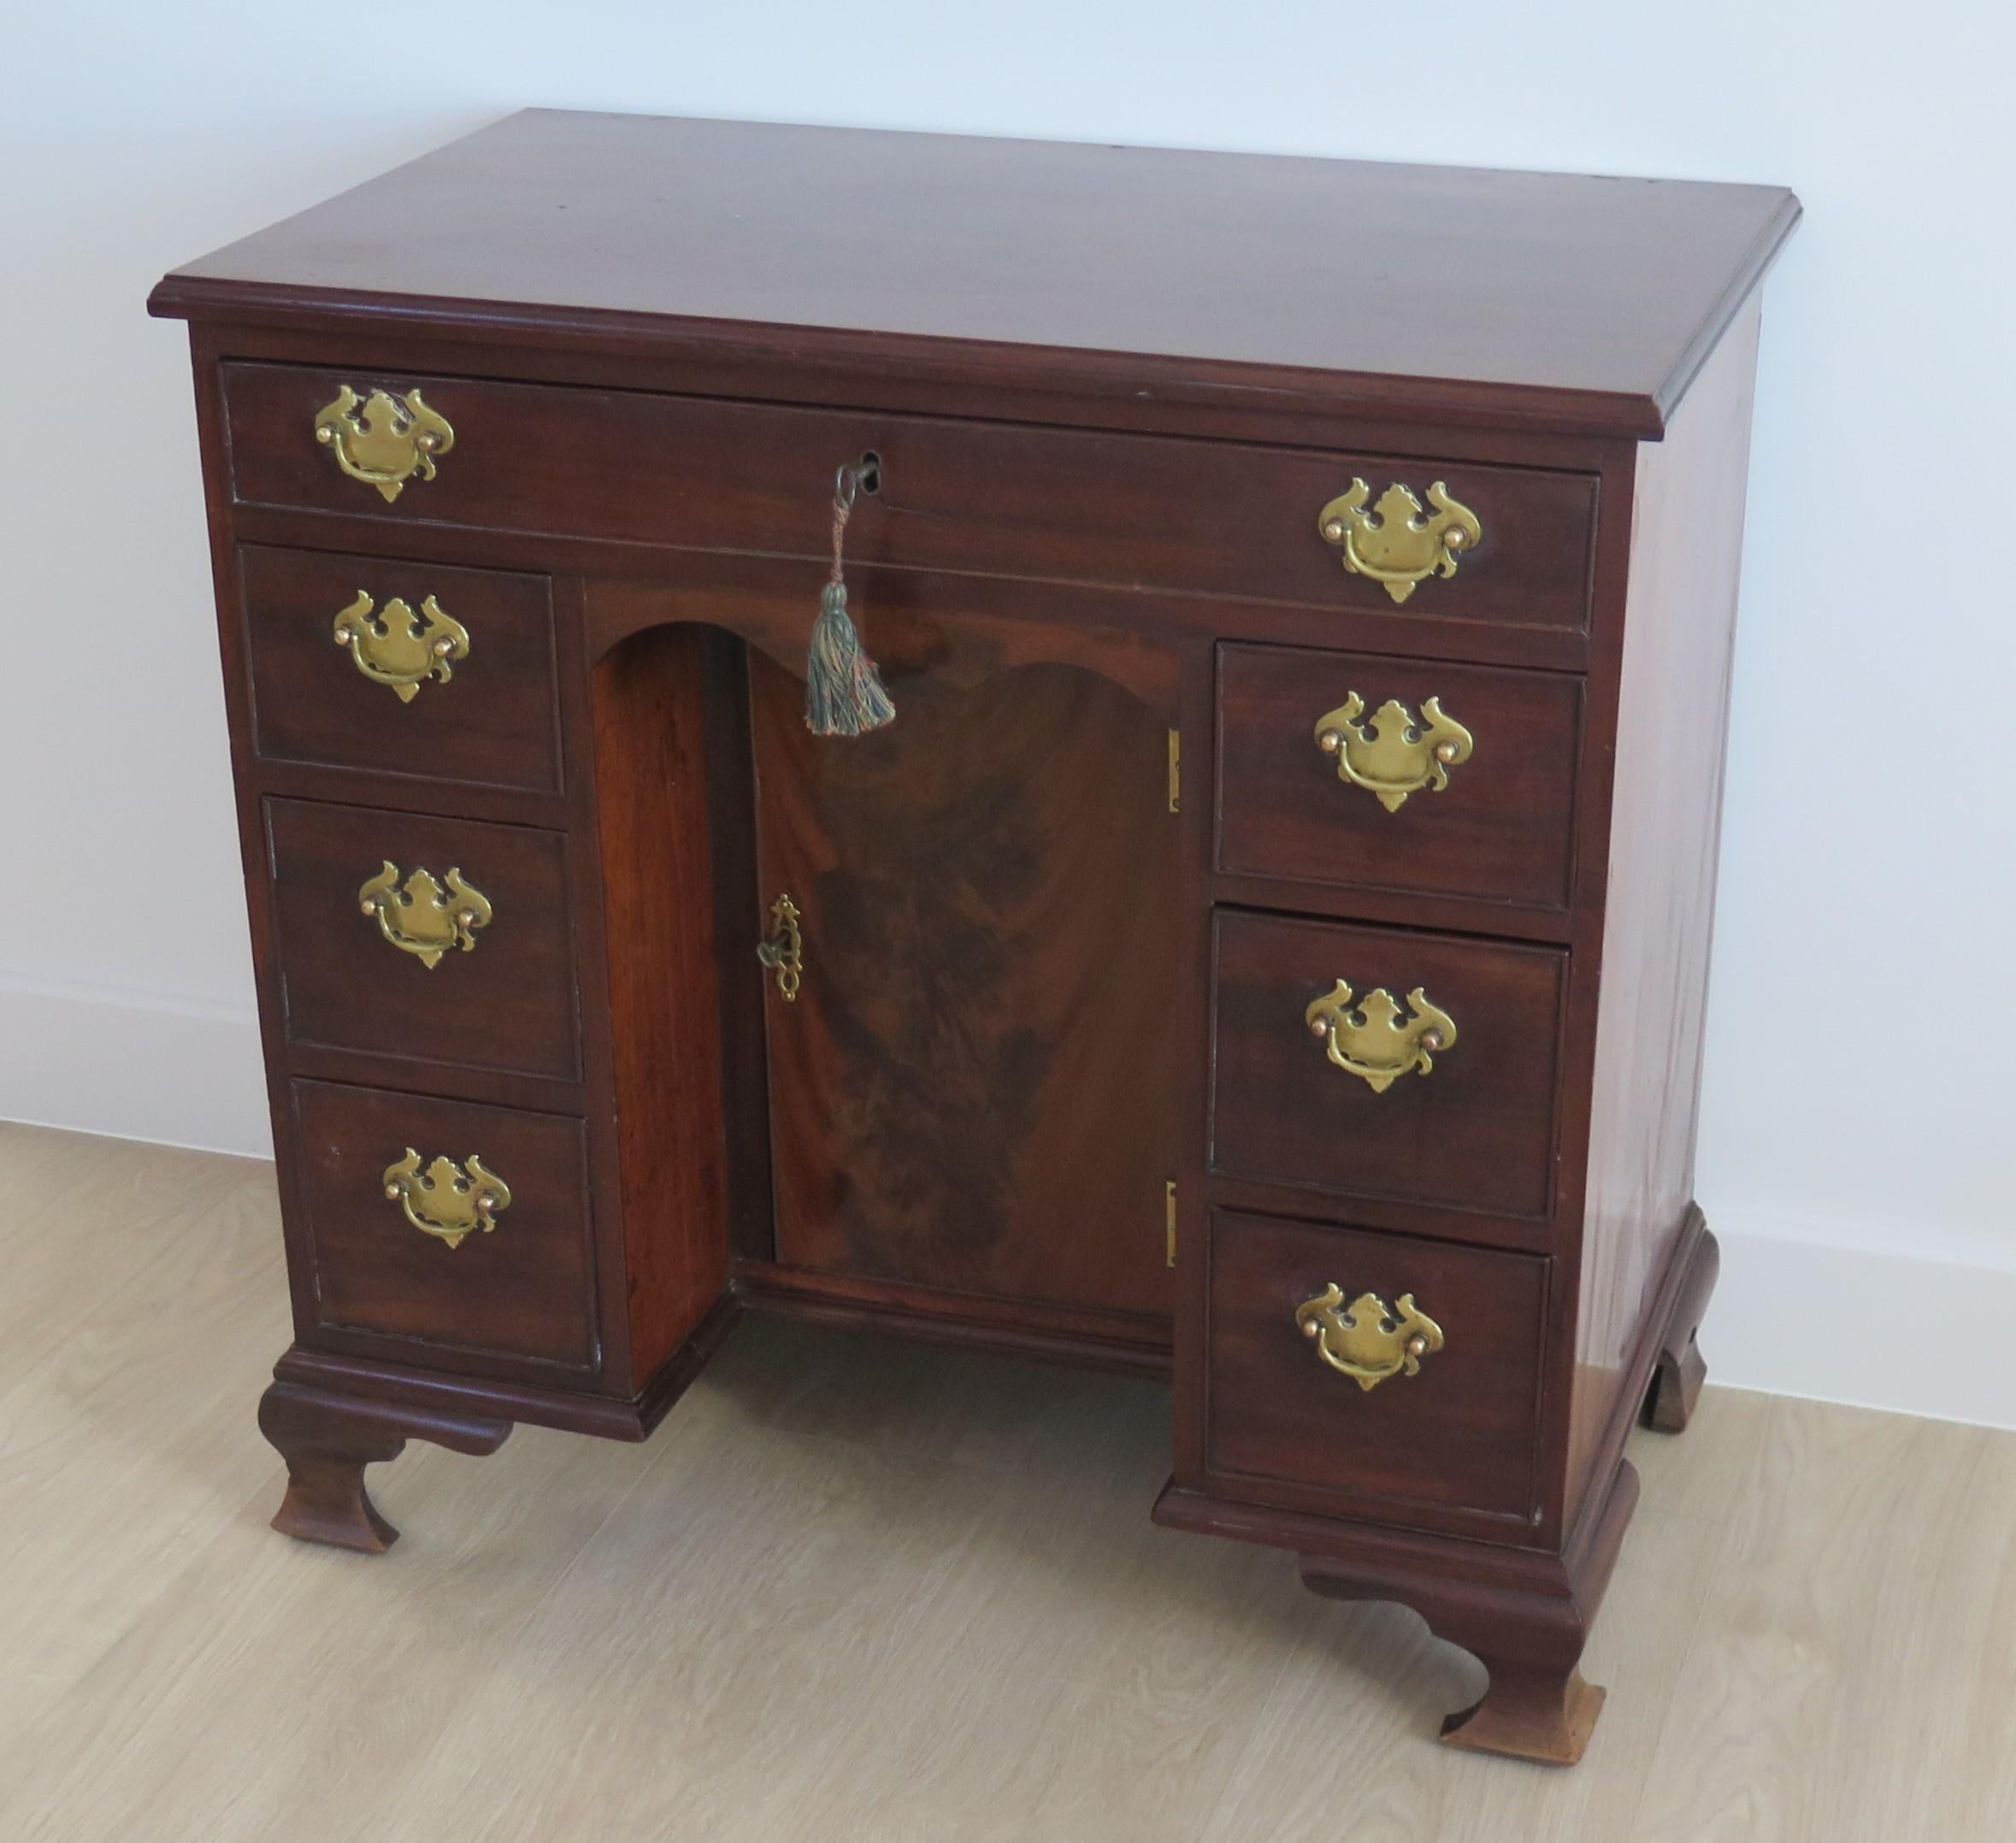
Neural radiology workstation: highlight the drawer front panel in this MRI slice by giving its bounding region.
[266,798,581,1082]
[289,1080,598,1373]
[241,545,560,794]
[224,362,1597,633]
[1205,1209,1547,1528]
[1216,642,1583,911]
[1210,910,1565,1222]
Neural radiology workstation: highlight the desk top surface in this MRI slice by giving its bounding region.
[152,109,1797,439]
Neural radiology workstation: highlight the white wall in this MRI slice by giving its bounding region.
[4,3,2012,1422]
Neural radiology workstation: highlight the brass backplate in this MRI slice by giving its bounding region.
[1314,692,1473,812]
[358,862,492,969]
[1294,1284,1444,1390]
[1305,980,1456,1092]
[1317,480,1482,604]
[382,1149,510,1250]
[333,592,470,702]
[313,386,455,503]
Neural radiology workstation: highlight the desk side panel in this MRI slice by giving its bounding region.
[184,327,321,1345]
[1567,298,1763,1523]
[587,622,745,1386]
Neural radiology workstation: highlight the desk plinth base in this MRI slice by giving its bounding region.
[1440,1667,1606,1765]
[257,1381,512,1552]
[251,1227,1718,1760]
[1303,1458,1635,1768]
[1644,1225,1720,1435]
[1154,1209,1719,1764]
[256,1293,740,1552]
[1153,1457,1636,1766]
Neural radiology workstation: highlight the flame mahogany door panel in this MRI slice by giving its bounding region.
[746,636,1182,1334]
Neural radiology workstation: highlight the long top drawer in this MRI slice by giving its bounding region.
[223,362,1599,636]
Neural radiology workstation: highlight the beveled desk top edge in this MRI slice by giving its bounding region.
[145,275,1680,442]
[148,109,1801,443]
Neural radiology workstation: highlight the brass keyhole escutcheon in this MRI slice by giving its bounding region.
[757,893,804,1001]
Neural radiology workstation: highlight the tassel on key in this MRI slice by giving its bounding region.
[805,461,894,737]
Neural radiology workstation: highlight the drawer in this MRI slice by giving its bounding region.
[1205,1209,1547,1529]
[223,362,1597,633]
[265,798,581,1082]
[239,545,560,795]
[288,1080,598,1374]
[1215,642,1583,911]
[1210,910,1565,1222]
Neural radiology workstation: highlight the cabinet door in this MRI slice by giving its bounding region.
[747,639,1181,1323]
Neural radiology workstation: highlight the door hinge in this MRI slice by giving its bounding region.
[1164,1178,1178,1268]
[1167,729,1181,814]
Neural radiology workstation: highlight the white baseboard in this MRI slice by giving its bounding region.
[1703,1213,2016,1431]
[0,974,271,1158]
[2,979,2007,1428]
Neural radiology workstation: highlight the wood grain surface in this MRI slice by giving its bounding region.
[751,645,1181,1325]
[219,361,1600,629]
[1568,300,1764,1527]
[587,623,740,1381]
[263,796,581,1083]
[239,544,562,795]
[1215,640,1587,916]
[152,110,1798,438]
[1209,909,1567,1228]
[1203,1209,1547,1532]
[285,1080,599,1376]
[150,111,1801,1765]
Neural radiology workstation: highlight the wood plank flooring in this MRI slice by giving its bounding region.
[0,1121,2008,1840]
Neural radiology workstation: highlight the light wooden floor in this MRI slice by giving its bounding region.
[1,1122,2011,1841]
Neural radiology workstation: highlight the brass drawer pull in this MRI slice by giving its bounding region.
[313,386,455,503]
[333,591,470,702]
[357,862,492,969]
[1317,480,1481,604]
[1295,1284,1443,1391]
[1314,692,1473,812]
[1306,980,1456,1092]
[383,1149,510,1250]
[756,893,804,1001]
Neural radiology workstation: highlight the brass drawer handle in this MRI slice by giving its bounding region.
[313,386,455,503]
[383,1149,510,1250]
[333,592,470,702]
[1306,980,1456,1092]
[1317,480,1482,604]
[1295,1284,1443,1391]
[1314,692,1473,812]
[756,893,803,1001]
[358,862,492,969]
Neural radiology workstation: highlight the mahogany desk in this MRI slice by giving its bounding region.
[150,110,1797,1764]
